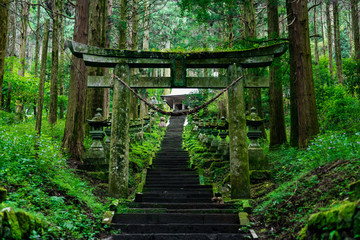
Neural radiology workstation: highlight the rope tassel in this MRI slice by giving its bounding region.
[111,74,244,116]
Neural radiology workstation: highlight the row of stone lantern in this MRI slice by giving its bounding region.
[84,108,160,172]
[192,115,230,161]
[191,107,268,171]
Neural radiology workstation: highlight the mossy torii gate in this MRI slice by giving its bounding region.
[68,41,287,199]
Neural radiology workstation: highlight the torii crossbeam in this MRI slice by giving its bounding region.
[68,40,288,199]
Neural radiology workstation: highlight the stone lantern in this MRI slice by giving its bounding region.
[216,117,229,160]
[159,117,167,128]
[246,107,267,170]
[198,119,207,142]
[85,108,107,168]
[104,112,112,160]
[210,117,220,152]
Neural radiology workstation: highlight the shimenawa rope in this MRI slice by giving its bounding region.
[111,74,244,116]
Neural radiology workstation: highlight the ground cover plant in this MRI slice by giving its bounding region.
[0,114,165,239]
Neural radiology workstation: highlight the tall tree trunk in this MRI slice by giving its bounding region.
[129,0,139,119]
[333,1,343,83]
[313,0,319,65]
[102,0,113,118]
[286,0,319,148]
[119,0,127,49]
[320,2,326,56]
[130,0,139,50]
[244,0,266,139]
[267,0,287,147]
[85,0,108,125]
[0,0,9,105]
[49,0,60,124]
[10,0,16,58]
[326,1,334,78]
[227,16,234,48]
[6,1,16,112]
[62,0,90,160]
[34,3,41,78]
[143,0,150,51]
[58,0,65,119]
[351,0,360,60]
[35,20,50,135]
[18,0,29,77]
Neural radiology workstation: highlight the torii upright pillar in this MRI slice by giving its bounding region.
[228,64,250,199]
[109,64,130,198]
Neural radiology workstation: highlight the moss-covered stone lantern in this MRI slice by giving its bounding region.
[104,112,112,160]
[85,108,107,168]
[216,117,229,160]
[158,116,166,127]
[210,117,220,152]
[246,107,268,170]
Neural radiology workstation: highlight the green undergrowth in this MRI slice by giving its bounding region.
[0,118,111,239]
[252,131,360,239]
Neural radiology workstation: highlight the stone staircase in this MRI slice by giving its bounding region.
[109,116,248,240]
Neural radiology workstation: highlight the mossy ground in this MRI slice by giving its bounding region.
[0,115,165,239]
[252,157,360,239]
[183,121,360,239]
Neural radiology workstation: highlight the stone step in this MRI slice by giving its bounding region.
[141,198,212,203]
[128,203,236,209]
[109,233,248,240]
[148,168,195,174]
[144,183,211,188]
[111,224,242,234]
[145,179,200,185]
[124,208,236,214]
[112,213,239,224]
[146,177,199,182]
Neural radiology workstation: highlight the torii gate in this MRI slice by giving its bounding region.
[68,41,288,199]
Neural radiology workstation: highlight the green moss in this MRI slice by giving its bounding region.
[87,171,108,181]
[16,211,31,237]
[298,225,308,240]
[0,211,3,236]
[308,201,357,231]
[1,207,22,239]
[0,188,7,203]
[349,180,360,201]
[353,210,360,236]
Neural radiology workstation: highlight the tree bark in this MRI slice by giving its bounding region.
[313,0,319,65]
[18,0,29,77]
[59,0,65,119]
[49,0,60,124]
[267,0,287,148]
[129,0,139,119]
[35,19,50,135]
[0,0,9,105]
[34,3,41,78]
[332,1,343,83]
[286,0,319,148]
[244,0,266,139]
[119,0,127,49]
[62,0,90,160]
[85,0,108,127]
[351,0,360,61]
[320,2,326,56]
[326,1,333,78]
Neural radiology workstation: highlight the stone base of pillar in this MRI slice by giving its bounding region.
[248,147,268,170]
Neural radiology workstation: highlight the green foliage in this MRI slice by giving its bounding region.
[2,57,40,113]
[343,57,360,96]
[254,130,360,239]
[0,120,108,238]
[316,84,360,133]
[0,111,20,125]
